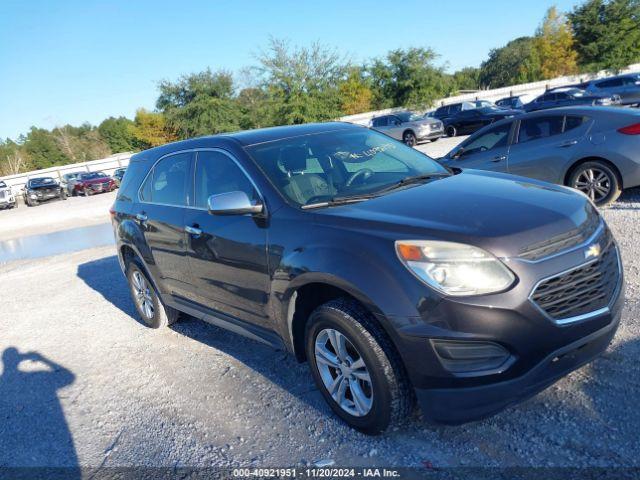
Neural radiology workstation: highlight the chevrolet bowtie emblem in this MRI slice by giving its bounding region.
[585,243,601,259]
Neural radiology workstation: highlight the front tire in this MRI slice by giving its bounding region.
[568,161,621,207]
[446,125,457,137]
[126,260,180,328]
[403,131,417,147]
[305,298,413,435]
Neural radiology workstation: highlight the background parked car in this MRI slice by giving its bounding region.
[440,106,640,206]
[584,73,640,106]
[0,180,17,209]
[432,101,476,122]
[443,105,523,137]
[112,167,127,187]
[495,95,534,109]
[74,171,116,196]
[61,172,84,196]
[370,111,443,146]
[23,177,67,206]
[524,87,621,112]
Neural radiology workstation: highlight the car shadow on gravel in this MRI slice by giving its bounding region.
[76,255,332,416]
[609,186,640,210]
[0,347,80,477]
[76,255,143,324]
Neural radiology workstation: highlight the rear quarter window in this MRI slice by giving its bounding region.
[116,161,150,203]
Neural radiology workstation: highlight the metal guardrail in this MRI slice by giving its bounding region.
[1,153,133,195]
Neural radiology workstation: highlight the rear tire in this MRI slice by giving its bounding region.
[446,125,457,137]
[568,160,621,207]
[305,298,413,435]
[126,259,180,328]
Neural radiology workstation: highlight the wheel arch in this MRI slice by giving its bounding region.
[564,156,624,190]
[284,276,393,363]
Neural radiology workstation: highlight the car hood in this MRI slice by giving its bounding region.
[409,118,441,127]
[29,183,60,190]
[80,177,111,185]
[313,169,595,259]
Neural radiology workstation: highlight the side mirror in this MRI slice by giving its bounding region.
[208,191,264,216]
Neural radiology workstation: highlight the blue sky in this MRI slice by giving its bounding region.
[0,0,581,140]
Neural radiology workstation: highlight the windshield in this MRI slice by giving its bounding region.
[396,111,423,122]
[80,172,106,180]
[245,128,449,207]
[30,177,56,186]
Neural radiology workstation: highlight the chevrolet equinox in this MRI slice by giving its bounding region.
[112,122,624,434]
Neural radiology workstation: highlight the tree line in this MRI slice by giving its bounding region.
[2,0,639,176]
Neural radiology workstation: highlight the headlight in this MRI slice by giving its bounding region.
[395,240,515,296]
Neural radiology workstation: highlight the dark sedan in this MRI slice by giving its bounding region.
[524,88,620,112]
[444,106,523,137]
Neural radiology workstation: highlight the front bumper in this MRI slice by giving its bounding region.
[417,129,444,141]
[414,310,620,424]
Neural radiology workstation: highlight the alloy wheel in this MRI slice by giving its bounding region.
[574,168,611,202]
[131,270,154,319]
[314,328,373,417]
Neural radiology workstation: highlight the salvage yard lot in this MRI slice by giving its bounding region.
[1,136,639,469]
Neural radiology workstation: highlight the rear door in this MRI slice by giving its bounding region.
[136,151,192,298]
[183,149,270,327]
[450,121,513,172]
[507,114,590,183]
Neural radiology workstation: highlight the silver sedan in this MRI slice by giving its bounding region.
[440,106,640,206]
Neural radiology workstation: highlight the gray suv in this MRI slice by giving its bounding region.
[584,73,640,106]
[441,106,640,206]
[370,111,443,146]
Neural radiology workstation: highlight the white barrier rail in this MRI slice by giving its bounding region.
[1,153,133,195]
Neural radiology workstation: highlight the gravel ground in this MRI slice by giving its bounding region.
[1,135,639,471]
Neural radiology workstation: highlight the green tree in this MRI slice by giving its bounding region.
[368,48,450,109]
[535,6,579,78]
[569,0,640,72]
[452,67,481,92]
[23,127,69,170]
[236,87,270,129]
[338,68,372,115]
[129,109,177,149]
[157,69,241,138]
[0,139,29,175]
[98,116,137,153]
[255,38,346,125]
[479,37,542,88]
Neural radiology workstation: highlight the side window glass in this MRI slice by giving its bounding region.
[564,116,586,132]
[518,116,564,144]
[150,152,190,206]
[450,104,462,113]
[140,172,153,201]
[460,123,511,157]
[195,151,257,209]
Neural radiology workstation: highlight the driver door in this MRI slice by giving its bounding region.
[450,121,514,173]
[183,150,270,327]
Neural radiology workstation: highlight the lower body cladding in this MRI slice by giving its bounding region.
[385,237,624,424]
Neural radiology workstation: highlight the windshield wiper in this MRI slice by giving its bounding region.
[301,194,378,210]
[372,172,452,195]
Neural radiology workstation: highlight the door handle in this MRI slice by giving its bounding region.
[185,225,202,236]
[492,155,507,162]
[135,213,148,222]
[557,140,578,147]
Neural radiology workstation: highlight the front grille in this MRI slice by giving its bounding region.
[0,191,5,199]
[531,230,619,322]
[519,214,600,261]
